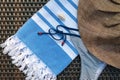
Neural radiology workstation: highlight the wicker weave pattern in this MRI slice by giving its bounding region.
[0,0,120,80]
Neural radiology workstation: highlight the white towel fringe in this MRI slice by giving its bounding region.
[0,35,57,80]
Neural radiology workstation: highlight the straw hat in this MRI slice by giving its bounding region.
[78,0,120,68]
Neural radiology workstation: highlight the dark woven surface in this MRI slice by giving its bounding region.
[0,0,120,80]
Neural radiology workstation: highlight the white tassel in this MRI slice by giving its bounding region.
[0,43,6,48]
[0,35,57,80]
[3,46,11,54]
[23,69,28,74]
[26,76,32,80]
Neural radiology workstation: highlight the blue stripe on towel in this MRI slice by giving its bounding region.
[68,0,78,9]
[55,0,77,22]
[16,19,72,75]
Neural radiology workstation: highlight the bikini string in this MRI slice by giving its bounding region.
[38,25,81,46]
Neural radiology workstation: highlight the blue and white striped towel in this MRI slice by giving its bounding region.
[1,0,79,80]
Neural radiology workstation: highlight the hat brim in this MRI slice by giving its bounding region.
[78,0,120,68]
[91,0,120,12]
